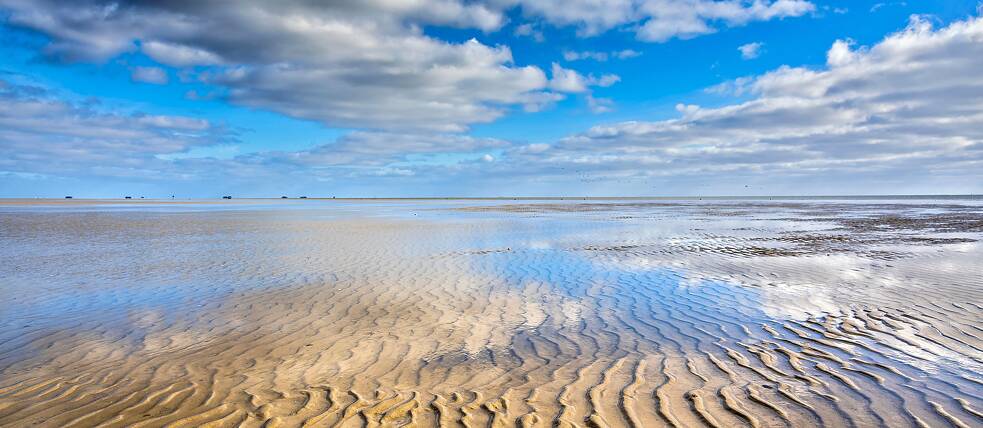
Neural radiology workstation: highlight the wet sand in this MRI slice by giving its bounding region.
[1,199,981,427]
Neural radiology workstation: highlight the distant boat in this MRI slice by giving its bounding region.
[124,196,132,199]
[222,196,232,199]
[64,196,73,199]
[281,196,288,199]
[299,196,308,199]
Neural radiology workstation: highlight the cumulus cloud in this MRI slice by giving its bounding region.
[495,15,983,193]
[0,0,818,134]
[0,0,551,132]
[549,63,620,93]
[511,0,815,41]
[549,63,590,92]
[738,42,763,59]
[2,9,982,196]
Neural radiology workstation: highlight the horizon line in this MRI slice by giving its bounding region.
[2,194,982,201]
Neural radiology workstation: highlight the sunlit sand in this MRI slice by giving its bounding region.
[1,199,981,427]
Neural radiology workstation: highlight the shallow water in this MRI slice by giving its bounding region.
[1,199,981,427]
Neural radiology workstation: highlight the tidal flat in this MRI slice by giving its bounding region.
[1,198,981,427]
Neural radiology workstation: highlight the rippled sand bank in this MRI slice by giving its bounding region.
[1,200,981,427]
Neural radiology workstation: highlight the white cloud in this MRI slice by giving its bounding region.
[870,2,906,13]
[512,0,815,41]
[564,50,609,61]
[250,131,509,168]
[519,143,551,153]
[130,66,168,84]
[549,63,590,92]
[136,115,208,130]
[614,49,643,59]
[825,39,856,66]
[0,78,512,183]
[563,49,641,61]
[0,0,818,135]
[2,6,981,196]
[549,63,620,93]
[593,74,620,87]
[511,0,635,36]
[587,95,615,113]
[674,103,700,115]
[141,41,224,67]
[495,15,983,193]
[514,23,545,41]
[0,0,553,132]
[738,42,763,59]
[0,77,228,179]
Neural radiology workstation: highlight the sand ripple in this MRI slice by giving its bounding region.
[1,201,982,427]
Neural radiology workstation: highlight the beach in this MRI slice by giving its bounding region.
[0,198,981,427]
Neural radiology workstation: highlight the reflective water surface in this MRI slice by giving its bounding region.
[1,199,981,427]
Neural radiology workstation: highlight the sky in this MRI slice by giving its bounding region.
[0,0,981,198]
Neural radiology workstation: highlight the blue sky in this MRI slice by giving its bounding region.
[1,0,981,197]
